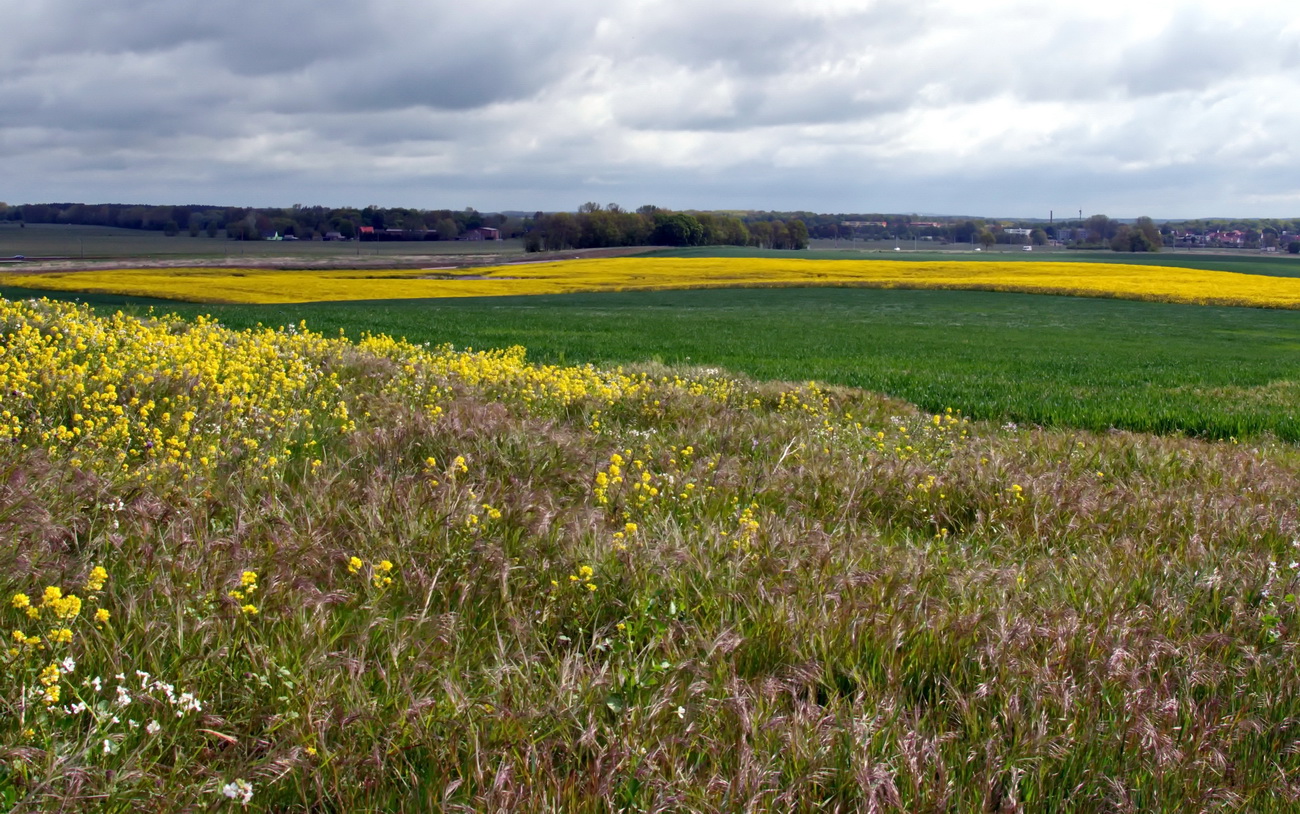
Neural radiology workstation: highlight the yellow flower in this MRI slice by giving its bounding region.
[85,566,108,592]
[347,556,363,574]
[10,593,30,610]
[240,570,258,587]
[48,628,73,644]
[95,608,110,625]
[48,593,81,621]
[41,586,62,605]
[377,560,394,573]
[241,604,259,615]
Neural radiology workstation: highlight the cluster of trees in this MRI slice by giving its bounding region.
[0,202,517,242]
[522,204,808,251]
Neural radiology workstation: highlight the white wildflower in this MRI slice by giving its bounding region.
[145,720,160,735]
[220,779,253,804]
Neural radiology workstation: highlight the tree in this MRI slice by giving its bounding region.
[435,218,459,240]
[1110,225,1160,253]
[651,212,704,246]
[977,229,996,249]
[1030,228,1048,246]
[1085,214,1119,244]
[1288,241,1300,255]
[786,219,809,250]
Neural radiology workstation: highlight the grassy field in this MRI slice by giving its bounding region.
[5,297,1300,810]
[0,222,526,261]
[4,284,1299,442]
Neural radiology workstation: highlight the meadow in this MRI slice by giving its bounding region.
[3,296,1300,811]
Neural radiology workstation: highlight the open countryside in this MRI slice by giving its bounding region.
[6,216,1300,811]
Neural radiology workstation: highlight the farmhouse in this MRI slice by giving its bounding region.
[460,227,501,241]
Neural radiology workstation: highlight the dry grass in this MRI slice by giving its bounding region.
[2,298,1300,811]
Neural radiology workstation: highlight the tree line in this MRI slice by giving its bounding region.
[3,201,1297,254]
[0,202,511,242]
[523,204,808,251]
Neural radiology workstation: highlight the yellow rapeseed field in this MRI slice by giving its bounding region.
[6,257,1300,308]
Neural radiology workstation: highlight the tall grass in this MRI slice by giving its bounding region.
[3,297,1300,810]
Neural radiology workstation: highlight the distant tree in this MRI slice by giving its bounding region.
[579,210,621,248]
[1288,241,1300,255]
[1110,225,1159,252]
[435,218,459,240]
[651,212,704,247]
[542,212,579,250]
[206,220,220,238]
[1030,228,1048,246]
[1085,214,1119,244]
[786,219,810,250]
[163,220,180,237]
[577,202,602,214]
[977,229,996,249]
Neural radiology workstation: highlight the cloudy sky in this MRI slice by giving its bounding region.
[2,0,1297,217]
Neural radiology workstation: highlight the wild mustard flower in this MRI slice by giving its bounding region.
[373,560,395,588]
[347,556,364,574]
[95,608,110,626]
[85,566,108,592]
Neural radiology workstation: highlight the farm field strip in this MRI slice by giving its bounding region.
[7,256,1300,307]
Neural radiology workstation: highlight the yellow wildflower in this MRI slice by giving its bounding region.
[10,593,30,610]
[347,556,363,574]
[241,604,259,615]
[85,566,108,592]
[48,628,73,644]
[95,608,110,625]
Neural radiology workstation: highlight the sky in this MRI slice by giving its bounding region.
[2,0,1298,218]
